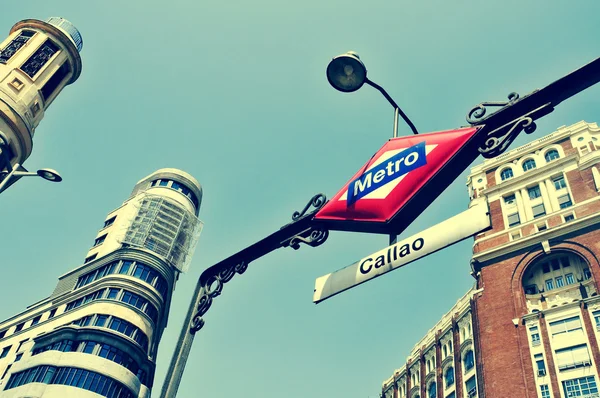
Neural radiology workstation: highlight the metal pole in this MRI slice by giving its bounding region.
[393,107,399,138]
[159,280,204,398]
[0,162,19,193]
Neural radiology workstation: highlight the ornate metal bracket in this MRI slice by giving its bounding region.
[292,193,327,221]
[466,92,521,125]
[284,225,329,250]
[189,193,328,334]
[477,103,554,158]
[190,261,248,333]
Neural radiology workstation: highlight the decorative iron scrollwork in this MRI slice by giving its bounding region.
[287,225,329,250]
[190,261,247,334]
[477,103,553,158]
[466,92,520,124]
[292,193,327,221]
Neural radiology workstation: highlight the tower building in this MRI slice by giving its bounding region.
[0,168,203,398]
[0,17,82,188]
[380,121,600,398]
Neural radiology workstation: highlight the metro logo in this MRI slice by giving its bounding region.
[315,127,481,235]
[347,142,427,205]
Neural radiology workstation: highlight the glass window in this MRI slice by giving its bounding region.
[558,194,572,209]
[93,234,107,247]
[507,213,520,227]
[545,279,554,291]
[463,350,474,372]
[545,150,559,162]
[159,180,169,187]
[556,345,591,370]
[554,175,567,190]
[530,326,541,346]
[445,367,454,387]
[103,216,116,228]
[500,168,513,181]
[465,376,476,396]
[48,309,56,319]
[565,273,575,285]
[564,214,575,222]
[535,353,546,376]
[428,382,436,398]
[523,159,537,171]
[31,315,41,326]
[562,376,598,397]
[528,186,542,199]
[0,30,35,63]
[21,39,60,78]
[14,322,24,332]
[532,204,546,218]
[107,288,119,300]
[0,346,10,358]
[550,316,582,336]
[555,276,564,288]
[0,329,6,339]
[94,315,108,327]
[584,268,592,280]
[84,254,97,263]
[504,194,516,206]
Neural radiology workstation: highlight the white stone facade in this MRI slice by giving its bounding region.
[0,169,202,398]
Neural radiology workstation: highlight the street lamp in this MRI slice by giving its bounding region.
[326,51,419,137]
[0,132,62,194]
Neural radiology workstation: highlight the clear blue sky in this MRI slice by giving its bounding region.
[1,1,599,397]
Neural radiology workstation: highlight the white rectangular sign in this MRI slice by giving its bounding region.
[313,203,491,303]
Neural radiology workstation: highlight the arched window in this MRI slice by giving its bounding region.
[428,382,436,398]
[443,345,447,358]
[522,252,592,296]
[468,323,472,336]
[545,149,559,162]
[445,367,455,387]
[522,159,536,172]
[448,340,452,353]
[500,168,513,181]
[464,350,475,372]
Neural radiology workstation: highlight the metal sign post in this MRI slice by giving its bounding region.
[160,56,600,398]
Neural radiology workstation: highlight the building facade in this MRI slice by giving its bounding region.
[0,168,203,398]
[0,17,82,176]
[381,120,600,398]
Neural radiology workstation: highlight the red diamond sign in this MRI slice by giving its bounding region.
[315,127,482,234]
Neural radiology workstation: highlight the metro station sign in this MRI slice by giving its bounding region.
[314,127,482,234]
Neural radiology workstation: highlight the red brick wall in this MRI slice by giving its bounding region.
[486,168,497,188]
[474,230,600,398]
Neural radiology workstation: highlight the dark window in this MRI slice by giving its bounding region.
[532,204,546,218]
[507,213,520,227]
[84,253,97,263]
[428,382,436,398]
[525,285,539,295]
[500,168,513,181]
[5,365,135,398]
[523,159,537,171]
[445,367,454,387]
[0,30,35,63]
[159,180,168,187]
[30,315,41,326]
[48,308,56,319]
[466,376,477,397]
[93,234,107,247]
[40,61,70,101]
[0,346,10,358]
[16,339,28,352]
[1,364,11,380]
[103,216,116,228]
[565,214,575,222]
[21,39,60,78]
[538,224,547,232]
[558,194,572,209]
[554,175,567,190]
[504,194,516,205]
[535,353,546,376]
[0,329,6,339]
[14,353,23,362]
[545,150,559,162]
[464,350,474,371]
[14,322,24,333]
[528,185,542,200]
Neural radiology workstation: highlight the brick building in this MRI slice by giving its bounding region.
[381,120,600,398]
